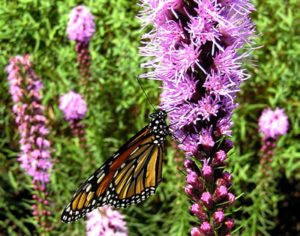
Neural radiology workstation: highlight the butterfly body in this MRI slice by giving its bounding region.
[61,110,169,223]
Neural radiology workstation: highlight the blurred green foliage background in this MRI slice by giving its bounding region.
[0,0,299,235]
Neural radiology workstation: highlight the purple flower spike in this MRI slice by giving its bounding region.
[259,107,289,139]
[6,55,52,185]
[59,91,90,151]
[67,5,95,43]
[67,6,95,83]
[258,107,288,176]
[139,0,256,234]
[86,206,128,236]
[6,55,53,231]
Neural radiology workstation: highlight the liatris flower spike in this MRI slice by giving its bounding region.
[86,206,128,236]
[258,107,288,178]
[139,0,256,234]
[67,5,95,82]
[59,91,89,150]
[6,55,53,232]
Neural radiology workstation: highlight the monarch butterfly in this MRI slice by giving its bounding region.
[61,109,170,223]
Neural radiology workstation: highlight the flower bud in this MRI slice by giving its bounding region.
[213,210,225,226]
[185,184,200,201]
[225,218,235,231]
[202,164,213,183]
[216,178,227,187]
[213,185,228,202]
[184,158,200,174]
[212,150,227,166]
[201,192,213,209]
[187,172,205,192]
[200,221,214,236]
[191,227,201,236]
[190,203,208,221]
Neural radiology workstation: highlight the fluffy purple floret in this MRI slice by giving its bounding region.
[59,91,87,121]
[67,5,95,42]
[258,107,289,138]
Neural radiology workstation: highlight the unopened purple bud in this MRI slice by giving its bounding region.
[185,184,200,201]
[222,140,233,153]
[225,218,235,232]
[212,150,227,166]
[187,172,199,185]
[267,150,275,156]
[216,178,227,187]
[200,222,214,236]
[190,203,209,221]
[202,164,213,183]
[213,210,225,226]
[187,172,205,192]
[201,192,213,209]
[191,227,201,236]
[226,193,235,206]
[214,186,228,202]
[184,158,200,174]
[223,171,232,181]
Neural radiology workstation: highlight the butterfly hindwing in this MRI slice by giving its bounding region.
[61,110,169,223]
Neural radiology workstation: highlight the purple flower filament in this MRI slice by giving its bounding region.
[6,55,53,232]
[139,0,256,234]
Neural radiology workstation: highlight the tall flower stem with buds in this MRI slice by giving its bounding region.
[258,107,288,186]
[59,91,89,151]
[245,107,289,233]
[67,5,95,87]
[139,0,256,234]
[6,55,53,234]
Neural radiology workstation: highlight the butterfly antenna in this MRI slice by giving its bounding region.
[136,77,157,111]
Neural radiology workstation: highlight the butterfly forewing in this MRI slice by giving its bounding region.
[61,110,169,223]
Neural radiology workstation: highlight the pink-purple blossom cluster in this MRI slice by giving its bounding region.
[139,0,256,155]
[258,107,289,139]
[6,55,53,232]
[59,91,87,121]
[67,5,94,82]
[86,206,128,236]
[67,5,95,43]
[139,0,256,234]
[6,55,53,185]
[59,91,89,151]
